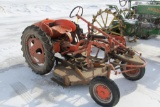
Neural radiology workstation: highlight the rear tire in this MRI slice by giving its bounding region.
[120,62,145,81]
[21,25,55,75]
[89,76,120,107]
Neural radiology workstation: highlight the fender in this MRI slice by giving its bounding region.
[34,18,76,40]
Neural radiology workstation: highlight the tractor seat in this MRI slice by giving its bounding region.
[52,25,72,34]
[50,19,76,43]
[52,19,76,32]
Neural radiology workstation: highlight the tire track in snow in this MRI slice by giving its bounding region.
[29,76,68,104]
[10,82,33,103]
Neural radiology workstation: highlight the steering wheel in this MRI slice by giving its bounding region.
[69,6,83,18]
[119,0,128,7]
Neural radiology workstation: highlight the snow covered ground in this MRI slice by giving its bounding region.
[0,0,160,107]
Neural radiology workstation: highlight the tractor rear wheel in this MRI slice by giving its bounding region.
[120,62,145,81]
[89,76,120,107]
[21,25,55,75]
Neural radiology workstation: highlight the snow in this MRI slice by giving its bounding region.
[0,0,160,107]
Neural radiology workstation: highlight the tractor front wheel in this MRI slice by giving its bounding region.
[21,25,55,75]
[121,62,145,81]
[89,76,120,107]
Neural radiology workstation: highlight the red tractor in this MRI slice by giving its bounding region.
[21,6,146,107]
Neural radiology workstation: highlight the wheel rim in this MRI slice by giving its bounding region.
[27,34,45,64]
[93,83,112,103]
[92,9,122,36]
[125,63,140,77]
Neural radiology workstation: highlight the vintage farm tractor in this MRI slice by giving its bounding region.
[21,6,146,107]
[92,0,160,41]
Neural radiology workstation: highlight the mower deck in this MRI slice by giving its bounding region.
[52,64,107,86]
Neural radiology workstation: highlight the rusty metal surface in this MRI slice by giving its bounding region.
[28,36,45,64]
[113,54,144,65]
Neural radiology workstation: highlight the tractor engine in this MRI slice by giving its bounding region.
[134,4,160,38]
[138,14,160,29]
[59,34,71,53]
[54,23,84,54]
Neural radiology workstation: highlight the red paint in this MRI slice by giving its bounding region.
[96,85,111,100]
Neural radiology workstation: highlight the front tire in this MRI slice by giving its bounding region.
[121,62,145,81]
[89,76,120,107]
[21,25,55,75]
